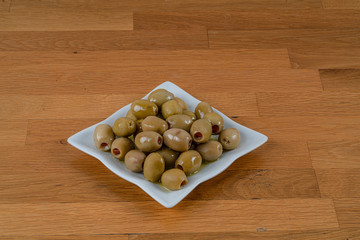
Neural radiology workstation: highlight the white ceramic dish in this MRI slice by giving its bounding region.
[68,81,268,208]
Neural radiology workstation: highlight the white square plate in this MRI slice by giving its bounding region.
[68,81,268,208]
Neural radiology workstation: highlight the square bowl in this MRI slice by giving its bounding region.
[68,81,268,208]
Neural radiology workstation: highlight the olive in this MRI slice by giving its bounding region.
[134,131,163,152]
[126,109,137,121]
[183,110,197,121]
[142,116,168,135]
[203,112,224,134]
[93,124,114,151]
[112,117,136,137]
[161,169,188,190]
[148,89,174,107]
[195,101,213,119]
[134,119,143,136]
[167,114,193,132]
[174,97,187,110]
[163,128,192,152]
[196,140,223,161]
[131,99,158,119]
[190,119,212,143]
[124,150,146,173]
[161,99,183,119]
[143,152,165,182]
[219,128,241,150]
[175,150,202,175]
[111,137,135,160]
[156,147,179,169]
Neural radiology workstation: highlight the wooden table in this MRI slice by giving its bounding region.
[1,0,359,239]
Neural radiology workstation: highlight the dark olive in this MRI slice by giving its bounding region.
[190,119,212,143]
[148,89,174,107]
[111,137,135,160]
[174,97,187,110]
[167,114,193,132]
[163,128,192,152]
[161,99,183,119]
[175,150,202,175]
[183,110,197,121]
[142,116,168,135]
[196,140,223,161]
[219,128,241,150]
[161,169,188,190]
[131,99,158,119]
[156,147,179,169]
[195,101,213,119]
[134,131,163,152]
[203,112,224,134]
[93,124,114,151]
[124,150,146,173]
[112,117,136,137]
[143,152,165,182]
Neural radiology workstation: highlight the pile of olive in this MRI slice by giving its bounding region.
[93,89,241,191]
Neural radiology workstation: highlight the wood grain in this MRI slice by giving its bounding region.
[334,198,360,228]
[0,200,338,235]
[0,120,27,146]
[0,0,10,12]
[320,69,360,92]
[0,236,128,240]
[322,0,360,9]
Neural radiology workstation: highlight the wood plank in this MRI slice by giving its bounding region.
[0,69,321,95]
[0,31,208,51]
[0,200,339,235]
[320,69,360,92]
[0,9,133,31]
[322,0,360,9]
[0,236,128,240]
[309,140,360,168]
[208,29,360,49]
[0,120,27,146]
[316,169,360,197]
[289,48,360,69]
[0,0,10,12]
[334,198,360,228]
[256,92,360,116]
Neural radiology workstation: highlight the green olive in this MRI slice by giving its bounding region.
[161,169,188,190]
[124,150,146,173]
[219,128,241,150]
[156,147,179,169]
[148,89,174,107]
[195,101,213,119]
[142,116,168,135]
[93,124,114,151]
[131,99,158,119]
[167,114,193,132]
[183,110,197,121]
[161,99,183,119]
[203,112,224,134]
[143,152,165,182]
[163,128,192,152]
[112,117,136,137]
[134,131,163,152]
[134,119,143,136]
[175,150,202,175]
[196,140,223,161]
[126,109,137,121]
[111,137,135,160]
[190,119,212,143]
[174,97,187,110]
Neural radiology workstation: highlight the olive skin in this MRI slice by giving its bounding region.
[161,169,188,190]
[161,100,183,119]
[175,150,202,175]
[219,128,241,150]
[183,110,197,121]
[196,140,223,161]
[148,89,174,107]
[174,97,187,110]
[126,110,137,121]
[203,112,224,134]
[124,150,146,173]
[111,137,135,160]
[156,147,179,169]
[195,101,213,119]
[167,114,193,132]
[190,119,212,143]
[143,153,165,182]
[131,99,158,119]
[142,116,168,135]
[112,117,136,137]
[163,128,192,152]
[93,124,114,151]
[135,119,143,136]
[134,131,163,152]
